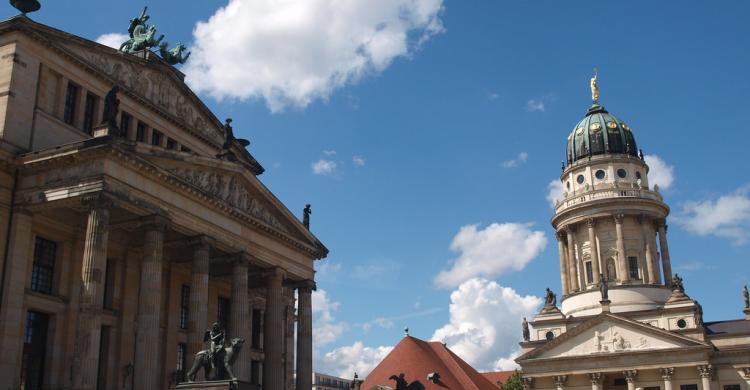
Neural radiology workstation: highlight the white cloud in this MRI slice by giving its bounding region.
[431,278,542,371]
[353,155,366,167]
[312,159,337,175]
[434,223,547,288]
[526,99,545,112]
[316,261,342,282]
[488,92,499,101]
[184,0,445,112]
[323,150,337,156]
[95,33,129,49]
[675,185,750,244]
[501,152,528,168]
[644,154,674,190]
[312,289,347,348]
[546,179,565,208]
[318,341,393,378]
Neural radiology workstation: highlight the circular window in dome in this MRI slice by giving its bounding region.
[677,319,687,329]
[577,175,585,184]
[617,169,627,178]
[590,122,602,131]
[545,331,555,341]
[635,171,642,180]
[622,123,630,130]
[606,121,617,129]
[595,170,606,180]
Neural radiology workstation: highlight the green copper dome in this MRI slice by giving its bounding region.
[566,104,638,165]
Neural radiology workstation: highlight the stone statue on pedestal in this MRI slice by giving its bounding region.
[101,86,120,130]
[672,274,684,293]
[743,285,749,309]
[544,288,557,307]
[522,317,530,341]
[303,204,311,229]
[599,273,609,301]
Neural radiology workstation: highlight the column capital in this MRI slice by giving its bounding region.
[638,213,648,224]
[589,373,603,385]
[141,214,169,232]
[660,367,675,380]
[521,377,534,390]
[623,370,638,383]
[656,218,667,228]
[614,213,625,224]
[556,231,566,242]
[564,224,576,234]
[586,218,596,228]
[553,375,567,388]
[697,364,713,379]
[740,367,750,380]
[264,266,286,281]
[293,279,317,293]
[229,252,253,267]
[188,235,214,250]
[11,205,33,216]
[81,193,114,210]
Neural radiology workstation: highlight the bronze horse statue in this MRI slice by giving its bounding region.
[186,337,245,382]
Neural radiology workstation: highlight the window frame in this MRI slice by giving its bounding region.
[82,92,97,134]
[31,237,57,295]
[180,285,190,330]
[63,82,79,126]
[627,256,640,280]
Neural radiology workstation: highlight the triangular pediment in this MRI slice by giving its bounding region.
[140,151,325,255]
[12,17,225,147]
[519,313,708,362]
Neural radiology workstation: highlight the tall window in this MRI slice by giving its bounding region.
[251,308,262,349]
[102,259,116,310]
[627,256,640,279]
[151,129,162,146]
[22,310,49,390]
[63,82,79,125]
[217,297,230,328]
[680,385,698,390]
[180,285,190,329]
[585,261,594,284]
[176,343,187,381]
[724,385,741,390]
[97,326,110,390]
[166,138,177,150]
[83,93,97,134]
[31,237,56,294]
[136,122,147,142]
[120,112,131,136]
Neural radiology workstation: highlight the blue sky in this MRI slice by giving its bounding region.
[13,0,750,376]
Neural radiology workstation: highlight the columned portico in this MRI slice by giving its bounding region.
[263,267,286,390]
[565,226,579,292]
[586,218,601,286]
[614,214,629,284]
[698,365,713,390]
[657,221,672,285]
[187,236,212,381]
[589,373,603,390]
[623,369,637,390]
[660,367,675,390]
[230,253,251,381]
[295,280,315,390]
[134,216,168,390]
[73,196,112,390]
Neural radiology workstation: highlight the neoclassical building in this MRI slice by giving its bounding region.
[516,78,750,390]
[0,14,326,390]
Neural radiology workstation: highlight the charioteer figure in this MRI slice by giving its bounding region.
[204,322,226,372]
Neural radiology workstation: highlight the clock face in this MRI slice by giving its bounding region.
[590,122,602,131]
[607,121,617,129]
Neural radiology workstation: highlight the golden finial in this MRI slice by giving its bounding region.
[590,68,600,104]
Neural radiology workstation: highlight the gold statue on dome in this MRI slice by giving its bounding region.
[591,68,600,104]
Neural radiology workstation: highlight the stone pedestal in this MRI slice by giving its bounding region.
[172,380,257,390]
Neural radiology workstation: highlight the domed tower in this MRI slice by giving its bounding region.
[552,73,674,317]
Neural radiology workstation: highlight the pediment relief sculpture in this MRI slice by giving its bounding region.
[168,167,287,232]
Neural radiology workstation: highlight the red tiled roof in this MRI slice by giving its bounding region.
[480,371,515,388]
[360,336,499,390]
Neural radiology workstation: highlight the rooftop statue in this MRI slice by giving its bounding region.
[590,68,600,104]
[599,273,609,301]
[10,0,41,14]
[101,85,120,130]
[743,285,749,309]
[672,274,684,293]
[303,204,312,229]
[522,317,530,341]
[544,288,557,307]
[159,41,191,65]
[120,7,164,54]
[389,373,425,390]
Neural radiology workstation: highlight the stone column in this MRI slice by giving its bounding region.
[188,236,212,381]
[134,217,168,390]
[230,254,251,381]
[658,221,673,286]
[565,226,579,292]
[639,215,654,284]
[623,369,637,390]
[660,367,675,390]
[614,214,630,283]
[557,232,570,296]
[698,365,713,390]
[295,280,315,390]
[587,218,601,286]
[648,223,662,284]
[589,373,603,390]
[73,196,112,390]
[263,267,285,390]
[0,208,34,389]
[553,375,567,390]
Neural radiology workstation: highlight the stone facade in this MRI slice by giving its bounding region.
[516,96,750,390]
[0,16,325,390]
